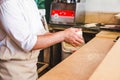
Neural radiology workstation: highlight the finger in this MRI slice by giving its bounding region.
[71,43,78,47]
[74,35,85,44]
[71,39,81,47]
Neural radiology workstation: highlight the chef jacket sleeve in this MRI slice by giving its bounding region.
[0,1,37,52]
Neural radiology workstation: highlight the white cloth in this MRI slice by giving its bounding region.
[0,0,47,80]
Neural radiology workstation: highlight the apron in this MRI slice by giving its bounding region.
[0,50,40,80]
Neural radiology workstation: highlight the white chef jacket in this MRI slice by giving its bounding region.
[0,0,47,80]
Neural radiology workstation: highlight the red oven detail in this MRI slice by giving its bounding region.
[51,10,75,17]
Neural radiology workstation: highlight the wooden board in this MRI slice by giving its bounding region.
[38,37,114,80]
[85,12,120,25]
[96,31,120,39]
[88,38,120,80]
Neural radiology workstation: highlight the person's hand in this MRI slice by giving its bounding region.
[63,28,84,47]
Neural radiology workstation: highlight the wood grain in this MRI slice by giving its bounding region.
[38,35,114,80]
[85,12,120,25]
[88,38,120,80]
[96,31,120,39]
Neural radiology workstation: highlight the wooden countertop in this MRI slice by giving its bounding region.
[89,37,120,80]
[38,31,120,80]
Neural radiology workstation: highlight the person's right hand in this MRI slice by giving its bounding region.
[63,27,84,47]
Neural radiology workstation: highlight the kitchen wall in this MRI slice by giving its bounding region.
[85,0,120,24]
[86,0,120,12]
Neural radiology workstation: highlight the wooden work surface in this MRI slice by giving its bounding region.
[89,38,120,80]
[38,31,119,80]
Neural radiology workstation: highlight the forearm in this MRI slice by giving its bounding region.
[32,31,65,50]
[32,28,84,50]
